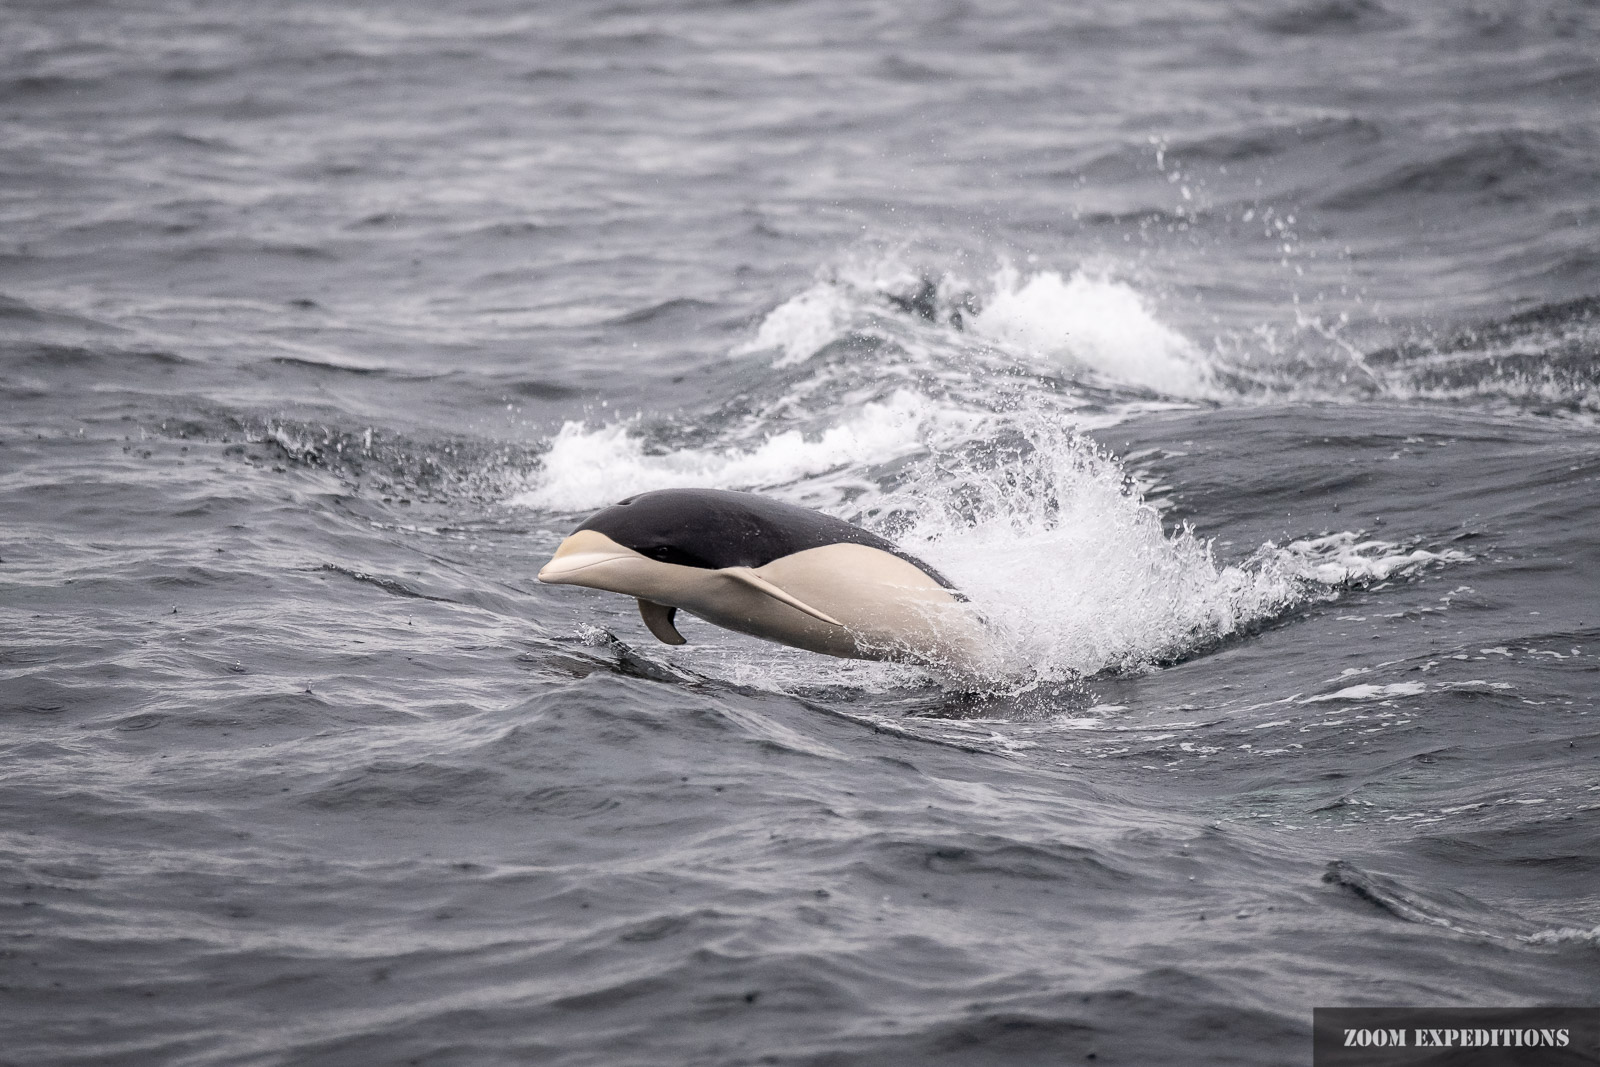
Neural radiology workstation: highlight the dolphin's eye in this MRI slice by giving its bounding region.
[642,544,712,569]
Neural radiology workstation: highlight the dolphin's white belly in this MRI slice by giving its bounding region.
[681,543,985,666]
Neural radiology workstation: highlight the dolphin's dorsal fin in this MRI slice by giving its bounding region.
[719,567,844,627]
[637,599,687,645]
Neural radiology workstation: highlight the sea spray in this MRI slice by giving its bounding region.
[867,409,1302,681]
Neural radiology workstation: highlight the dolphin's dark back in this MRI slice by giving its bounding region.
[575,488,957,590]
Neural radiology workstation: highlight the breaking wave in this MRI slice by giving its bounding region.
[724,251,1600,415]
[732,253,1216,398]
[511,390,982,514]
[968,267,1210,397]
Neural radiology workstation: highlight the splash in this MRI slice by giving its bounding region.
[862,410,1463,685]
[868,416,1295,681]
[969,267,1211,397]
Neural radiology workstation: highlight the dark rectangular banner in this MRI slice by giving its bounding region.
[1315,1009,1600,1067]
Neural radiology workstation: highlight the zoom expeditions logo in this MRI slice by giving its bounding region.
[1313,1008,1597,1066]
[1340,1028,1567,1049]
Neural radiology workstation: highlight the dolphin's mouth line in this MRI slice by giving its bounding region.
[537,553,636,582]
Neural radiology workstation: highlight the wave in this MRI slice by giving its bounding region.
[1319,130,1565,212]
[514,247,1598,523]
[1158,115,1383,166]
[968,267,1209,396]
[1257,0,1407,36]
[720,247,1600,414]
[732,253,1216,398]
[511,390,983,514]
[1366,294,1600,414]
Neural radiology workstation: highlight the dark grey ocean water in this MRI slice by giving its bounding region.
[3,1,1598,1064]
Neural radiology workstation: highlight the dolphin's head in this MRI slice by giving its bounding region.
[537,491,714,592]
[535,528,653,589]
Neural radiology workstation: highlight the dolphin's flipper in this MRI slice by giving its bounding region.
[719,567,844,627]
[637,599,687,645]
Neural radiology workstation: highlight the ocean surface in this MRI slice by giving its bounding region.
[3,1,1598,1064]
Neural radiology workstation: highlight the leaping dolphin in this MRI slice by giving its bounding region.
[537,488,987,670]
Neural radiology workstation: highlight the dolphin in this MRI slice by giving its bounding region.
[537,488,987,669]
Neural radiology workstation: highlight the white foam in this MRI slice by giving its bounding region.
[512,390,980,513]
[860,412,1304,681]
[730,252,927,367]
[731,255,1212,399]
[865,411,1467,686]
[1264,532,1469,584]
[732,282,856,367]
[969,267,1210,397]
[1521,925,1600,945]
[1303,682,1429,703]
[1440,680,1515,693]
